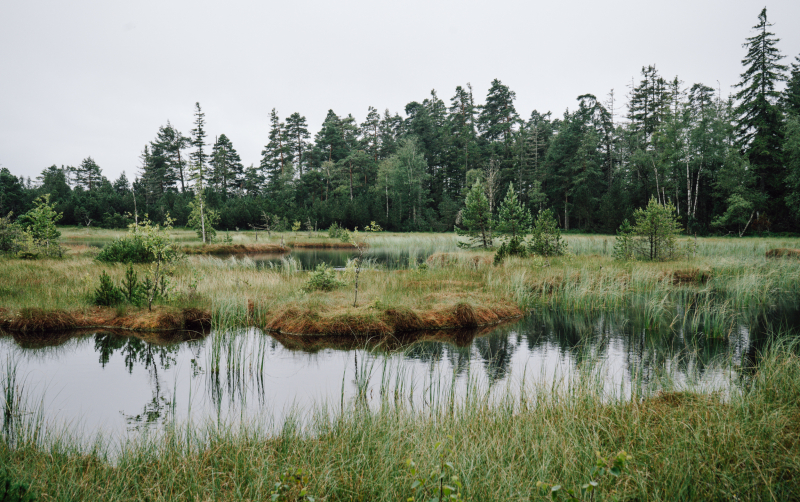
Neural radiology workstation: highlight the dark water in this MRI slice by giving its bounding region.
[213,248,433,270]
[2,307,797,440]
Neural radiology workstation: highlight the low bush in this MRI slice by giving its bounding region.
[96,235,155,264]
[93,271,125,306]
[494,236,528,265]
[529,209,567,257]
[304,263,344,292]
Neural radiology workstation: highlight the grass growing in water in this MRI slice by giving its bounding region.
[0,338,798,500]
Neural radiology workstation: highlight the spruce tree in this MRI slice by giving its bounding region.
[734,8,787,223]
[785,54,800,116]
[190,102,208,175]
[478,79,519,143]
[209,134,244,197]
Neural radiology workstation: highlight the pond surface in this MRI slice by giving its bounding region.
[3,307,797,441]
[222,248,432,270]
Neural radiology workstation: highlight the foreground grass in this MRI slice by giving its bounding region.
[2,339,799,500]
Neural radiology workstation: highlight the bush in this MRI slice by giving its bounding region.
[304,263,344,292]
[0,467,37,502]
[327,222,349,241]
[0,213,22,254]
[93,271,125,306]
[494,236,529,265]
[614,198,682,261]
[97,235,155,264]
[529,209,567,257]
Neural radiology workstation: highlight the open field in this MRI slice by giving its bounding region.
[1,338,799,501]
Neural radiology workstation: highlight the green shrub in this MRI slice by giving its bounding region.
[93,271,125,306]
[328,222,346,240]
[494,236,528,265]
[0,213,22,254]
[614,198,682,261]
[96,235,155,264]
[304,263,344,292]
[0,468,37,502]
[613,219,635,261]
[529,209,567,257]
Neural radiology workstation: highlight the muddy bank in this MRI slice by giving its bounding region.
[183,243,288,255]
[270,320,516,353]
[0,306,211,333]
[260,301,524,337]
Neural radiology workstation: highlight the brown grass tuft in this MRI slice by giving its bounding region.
[660,268,712,285]
[290,241,367,249]
[766,248,800,259]
[183,243,288,255]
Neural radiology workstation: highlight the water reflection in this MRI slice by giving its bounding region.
[1,306,797,437]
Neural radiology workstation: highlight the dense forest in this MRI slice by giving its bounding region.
[2,8,800,236]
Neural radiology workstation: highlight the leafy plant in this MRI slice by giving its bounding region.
[406,438,465,502]
[536,451,630,501]
[529,208,567,257]
[0,212,22,254]
[303,263,343,292]
[93,271,125,306]
[16,194,63,258]
[328,222,347,240]
[270,468,315,502]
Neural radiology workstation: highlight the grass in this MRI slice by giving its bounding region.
[3,230,800,338]
[1,338,798,500]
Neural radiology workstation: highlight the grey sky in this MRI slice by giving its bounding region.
[2,0,799,182]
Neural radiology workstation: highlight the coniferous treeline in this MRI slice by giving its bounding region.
[2,8,799,235]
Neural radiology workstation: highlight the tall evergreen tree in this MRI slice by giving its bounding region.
[784,54,800,116]
[478,79,519,144]
[285,112,310,176]
[154,122,190,192]
[209,134,244,197]
[189,103,208,180]
[74,157,103,191]
[734,7,787,224]
[261,109,291,191]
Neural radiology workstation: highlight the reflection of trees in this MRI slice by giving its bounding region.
[472,330,516,384]
[94,333,178,373]
[92,333,181,429]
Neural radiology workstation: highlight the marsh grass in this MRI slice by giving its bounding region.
[1,338,799,500]
[3,232,800,338]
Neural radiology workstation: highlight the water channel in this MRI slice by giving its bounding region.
[2,306,797,440]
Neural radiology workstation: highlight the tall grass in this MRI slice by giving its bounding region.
[1,338,798,500]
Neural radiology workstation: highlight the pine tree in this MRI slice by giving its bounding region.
[74,157,103,191]
[261,109,291,190]
[209,134,244,197]
[189,102,208,175]
[496,182,532,242]
[734,8,787,223]
[153,121,190,192]
[285,112,310,176]
[360,106,381,162]
[478,79,519,143]
[456,179,493,248]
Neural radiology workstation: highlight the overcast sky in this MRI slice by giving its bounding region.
[2,0,799,182]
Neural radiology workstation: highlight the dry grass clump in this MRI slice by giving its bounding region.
[0,306,210,332]
[658,268,712,285]
[766,248,800,259]
[183,243,288,255]
[291,241,367,249]
[426,252,492,268]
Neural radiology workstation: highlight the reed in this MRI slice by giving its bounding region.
[1,338,798,500]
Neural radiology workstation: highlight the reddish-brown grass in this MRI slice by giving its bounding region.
[183,243,288,255]
[290,241,367,249]
[766,248,800,259]
[0,306,211,333]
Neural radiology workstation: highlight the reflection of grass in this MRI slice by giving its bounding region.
[2,338,799,500]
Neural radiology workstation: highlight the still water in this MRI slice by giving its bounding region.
[3,308,796,440]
